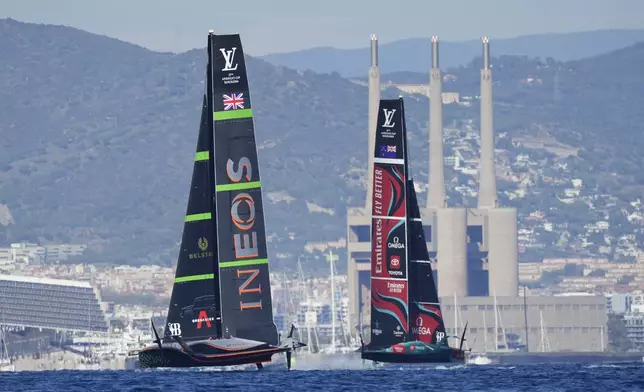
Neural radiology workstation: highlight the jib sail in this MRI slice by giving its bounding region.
[369,98,410,348]
[210,33,278,345]
[407,179,446,344]
[165,79,221,340]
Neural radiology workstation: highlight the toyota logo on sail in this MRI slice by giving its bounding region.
[388,236,405,249]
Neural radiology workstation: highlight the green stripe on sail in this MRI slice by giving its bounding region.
[216,181,261,192]
[214,109,253,121]
[219,258,268,268]
[175,273,215,283]
[194,151,210,161]
[185,213,212,222]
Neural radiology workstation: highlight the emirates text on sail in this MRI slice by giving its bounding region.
[374,219,383,273]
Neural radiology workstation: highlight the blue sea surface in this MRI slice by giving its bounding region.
[0,362,642,391]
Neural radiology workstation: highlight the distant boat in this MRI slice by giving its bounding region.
[360,97,468,364]
[467,352,493,366]
[466,308,494,365]
[0,329,14,372]
[138,31,304,370]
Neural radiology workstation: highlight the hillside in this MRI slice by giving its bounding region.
[261,29,644,77]
[376,44,644,189]
[0,18,426,272]
[1,19,644,272]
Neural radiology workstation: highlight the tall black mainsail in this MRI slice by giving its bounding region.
[211,34,278,346]
[362,96,465,364]
[368,98,410,349]
[139,31,303,370]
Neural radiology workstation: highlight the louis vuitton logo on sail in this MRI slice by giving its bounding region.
[382,109,396,128]
[380,108,398,139]
[220,47,240,84]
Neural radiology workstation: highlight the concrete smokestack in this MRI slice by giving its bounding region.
[437,207,468,298]
[427,36,445,209]
[477,36,498,208]
[431,35,439,68]
[487,208,519,296]
[365,34,381,211]
[370,34,378,66]
[482,36,490,70]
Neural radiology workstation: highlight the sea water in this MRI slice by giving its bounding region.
[0,362,642,391]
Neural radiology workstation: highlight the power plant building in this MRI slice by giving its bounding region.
[347,35,519,332]
[345,36,610,353]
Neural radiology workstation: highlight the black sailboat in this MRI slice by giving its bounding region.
[360,97,467,364]
[138,31,304,370]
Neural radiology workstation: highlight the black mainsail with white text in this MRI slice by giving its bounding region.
[138,32,303,370]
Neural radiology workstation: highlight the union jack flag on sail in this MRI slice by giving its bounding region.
[223,93,244,110]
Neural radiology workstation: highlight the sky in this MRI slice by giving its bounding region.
[1,0,643,56]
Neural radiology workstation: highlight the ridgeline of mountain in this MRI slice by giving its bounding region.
[1,19,643,271]
[373,43,644,190]
[261,30,644,77]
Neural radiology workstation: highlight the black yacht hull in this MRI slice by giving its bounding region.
[139,346,287,368]
[137,336,292,369]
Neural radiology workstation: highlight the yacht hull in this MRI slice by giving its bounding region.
[139,347,286,368]
[138,337,288,369]
[361,341,466,364]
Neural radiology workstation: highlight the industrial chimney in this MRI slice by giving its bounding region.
[477,36,498,208]
[478,36,519,297]
[427,36,446,209]
[365,34,381,211]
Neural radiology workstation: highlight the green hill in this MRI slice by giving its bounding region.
[0,18,404,271]
[1,18,644,271]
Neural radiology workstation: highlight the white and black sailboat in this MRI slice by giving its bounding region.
[360,97,467,364]
[0,328,14,372]
[139,31,304,370]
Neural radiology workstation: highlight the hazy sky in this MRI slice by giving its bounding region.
[2,0,643,56]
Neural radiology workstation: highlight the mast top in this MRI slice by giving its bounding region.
[208,29,214,34]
